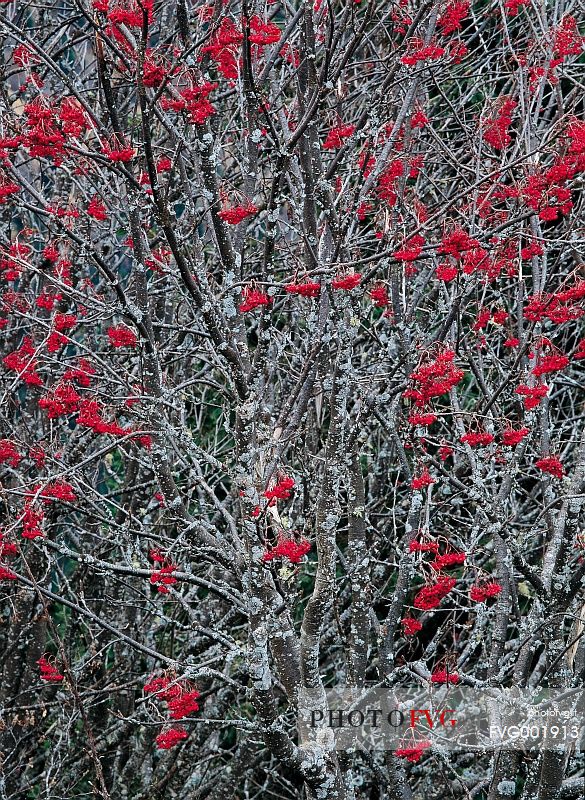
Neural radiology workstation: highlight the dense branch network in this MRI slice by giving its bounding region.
[0,1,584,799]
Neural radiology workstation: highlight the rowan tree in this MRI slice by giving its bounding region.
[0,1,584,799]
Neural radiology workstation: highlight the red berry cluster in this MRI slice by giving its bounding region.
[413,575,457,610]
[430,668,459,684]
[404,348,465,407]
[262,534,311,565]
[535,456,564,480]
[149,550,180,594]
[38,655,64,682]
[469,582,503,603]
[239,286,271,313]
[144,673,200,749]
[395,740,431,763]
[218,203,258,225]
